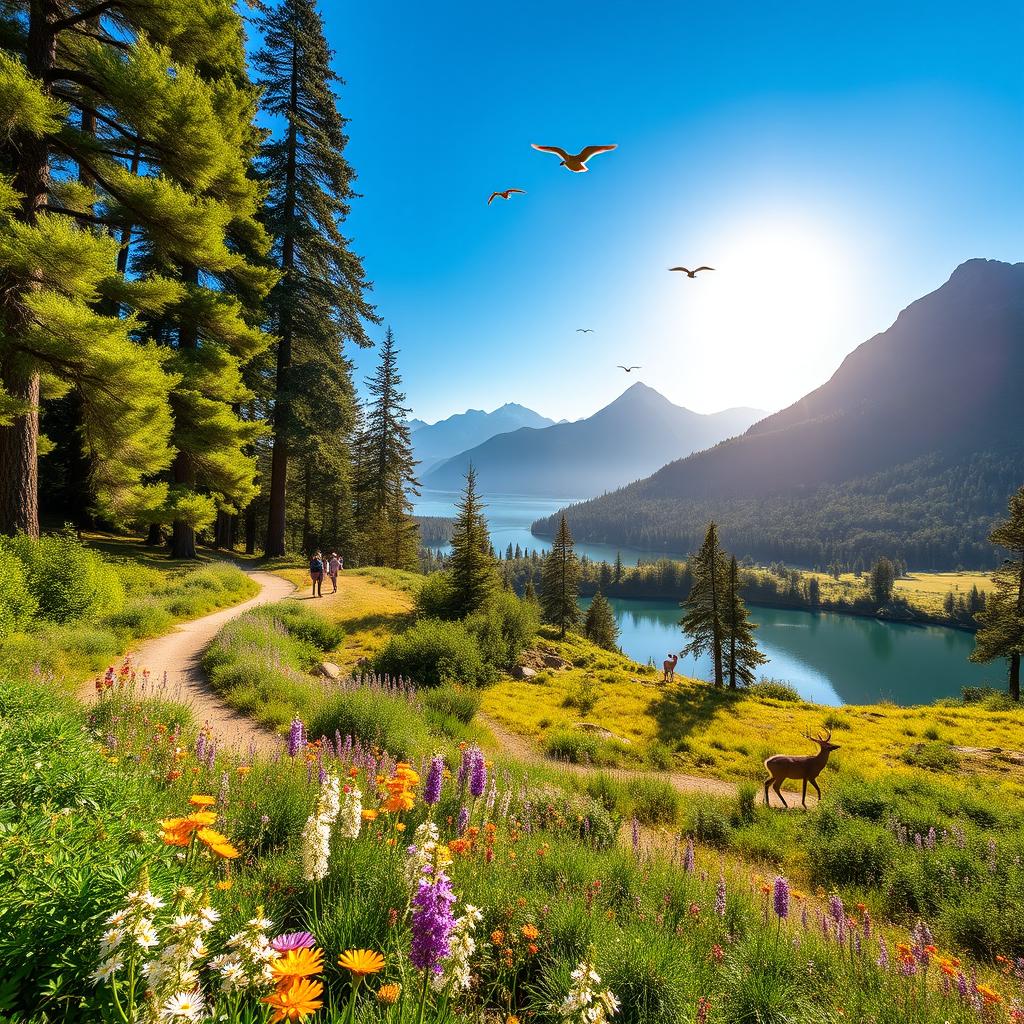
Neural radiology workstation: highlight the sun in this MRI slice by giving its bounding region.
[670,212,856,413]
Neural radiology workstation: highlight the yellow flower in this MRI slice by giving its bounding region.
[394,822,406,832]
[376,982,401,1005]
[236,765,251,776]
[361,809,378,821]
[271,947,324,980]
[216,879,233,891]
[337,949,386,978]
[189,794,216,807]
[262,977,323,1022]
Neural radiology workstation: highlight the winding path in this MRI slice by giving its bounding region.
[84,570,296,752]
[478,712,740,800]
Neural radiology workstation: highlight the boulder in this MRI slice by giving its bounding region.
[540,651,572,670]
[319,661,342,681]
[512,665,538,680]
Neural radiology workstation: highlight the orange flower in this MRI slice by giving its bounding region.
[337,949,386,978]
[262,977,324,1022]
[189,794,216,807]
[166,770,182,782]
[348,766,359,778]
[394,822,406,832]
[197,828,240,859]
[271,947,324,981]
[216,879,233,891]
[361,809,379,822]
[376,983,401,1005]
[976,984,1002,1005]
[521,924,540,940]
[382,792,415,813]
[491,929,505,946]
[527,943,538,955]
[236,765,251,776]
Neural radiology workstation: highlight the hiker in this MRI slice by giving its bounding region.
[309,550,324,598]
[327,551,342,593]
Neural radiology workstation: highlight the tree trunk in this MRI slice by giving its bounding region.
[244,501,257,555]
[710,560,724,688]
[170,266,199,560]
[145,522,164,547]
[265,34,300,558]
[1010,652,1021,703]
[302,456,311,552]
[0,3,56,538]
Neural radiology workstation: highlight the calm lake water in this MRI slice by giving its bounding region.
[414,490,680,566]
[583,596,996,707]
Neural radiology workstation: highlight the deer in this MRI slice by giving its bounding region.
[662,653,678,684]
[763,728,840,809]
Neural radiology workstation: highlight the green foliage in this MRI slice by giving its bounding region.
[870,556,898,606]
[626,777,682,825]
[421,685,481,725]
[901,741,961,771]
[680,522,729,687]
[416,570,458,617]
[540,514,582,638]
[308,687,431,759]
[748,678,801,702]
[584,589,620,651]
[372,617,489,687]
[5,532,124,624]
[0,542,36,638]
[446,465,499,617]
[464,590,540,670]
[725,554,766,688]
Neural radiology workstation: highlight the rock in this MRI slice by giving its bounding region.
[576,722,630,743]
[319,661,342,680]
[512,665,538,680]
[540,651,572,670]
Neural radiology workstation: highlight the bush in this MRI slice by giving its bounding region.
[6,531,124,624]
[688,799,733,847]
[103,596,173,640]
[464,591,539,670]
[627,777,681,825]
[806,819,896,886]
[373,618,489,687]
[901,741,960,772]
[309,688,431,759]
[544,729,631,767]
[735,781,758,824]
[747,679,800,702]
[421,685,481,724]
[0,543,36,638]
[416,571,458,618]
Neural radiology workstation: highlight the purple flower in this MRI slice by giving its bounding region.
[828,892,844,924]
[272,931,316,952]
[196,732,207,761]
[715,875,726,917]
[683,839,695,874]
[773,875,790,920]
[631,816,640,854]
[456,805,469,834]
[410,871,456,975]
[424,755,444,806]
[288,719,305,758]
[877,936,890,970]
[469,748,486,799]
[205,740,216,769]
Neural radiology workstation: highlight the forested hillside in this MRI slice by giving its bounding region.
[535,260,1024,569]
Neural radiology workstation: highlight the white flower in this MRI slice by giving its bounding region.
[430,902,479,993]
[99,928,123,954]
[171,914,197,933]
[90,955,123,985]
[338,784,362,839]
[199,907,220,927]
[300,815,331,881]
[559,959,618,1024]
[105,909,130,927]
[160,990,205,1020]
[135,919,159,950]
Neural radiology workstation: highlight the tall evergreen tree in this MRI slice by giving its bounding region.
[869,557,897,606]
[680,522,728,687]
[255,0,376,557]
[971,486,1024,701]
[613,550,624,585]
[540,514,581,638]
[0,3,251,536]
[354,327,418,568]
[585,589,619,651]
[447,464,498,617]
[725,555,766,689]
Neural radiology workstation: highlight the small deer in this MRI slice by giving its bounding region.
[763,728,840,809]
[662,653,678,684]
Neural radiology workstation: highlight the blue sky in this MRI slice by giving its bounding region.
[311,1,1022,422]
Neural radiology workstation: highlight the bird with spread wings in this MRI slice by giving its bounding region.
[669,266,715,278]
[531,144,618,172]
[617,365,641,373]
[487,188,526,205]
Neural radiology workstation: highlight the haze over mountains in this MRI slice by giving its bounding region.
[423,384,764,498]
[410,403,555,472]
[534,259,1024,570]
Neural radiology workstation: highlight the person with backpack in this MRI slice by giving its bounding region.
[309,550,324,597]
[327,551,342,593]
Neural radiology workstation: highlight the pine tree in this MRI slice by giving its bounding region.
[524,577,538,603]
[540,515,581,638]
[869,557,897,606]
[971,486,1024,700]
[447,465,498,617]
[0,4,253,536]
[354,327,418,568]
[255,0,376,557]
[680,522,728,688]
[725,555,766,689]
[613,550,624,585]
[585,589,619,651]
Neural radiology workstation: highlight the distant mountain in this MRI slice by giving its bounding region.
[423,384,764,497]
[534,259,1024,569]
[411,403,555,471]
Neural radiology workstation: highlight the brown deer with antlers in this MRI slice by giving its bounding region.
[763,728,840,808]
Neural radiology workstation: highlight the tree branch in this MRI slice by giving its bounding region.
[51,2,117,33]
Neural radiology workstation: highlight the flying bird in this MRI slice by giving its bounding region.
[617,365,641,373]
[487,188,526,205]
[531,143,617,172]
[576,328,594,333]
[669,266,715,278]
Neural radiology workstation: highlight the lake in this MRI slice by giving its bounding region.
[583,596,997,707]
[414,490,681,566]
